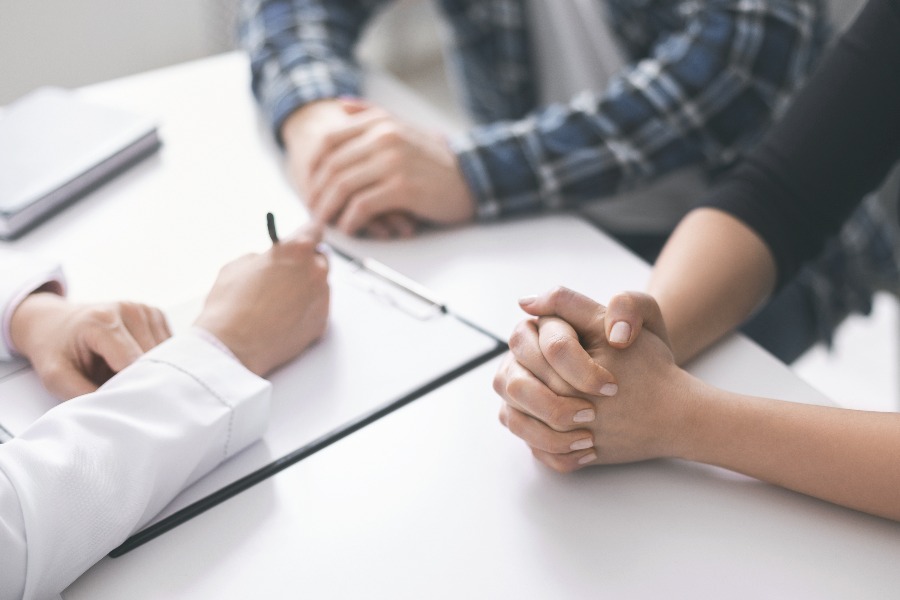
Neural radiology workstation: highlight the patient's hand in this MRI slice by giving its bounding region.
[494,287,696,472]
[302,101,476,237]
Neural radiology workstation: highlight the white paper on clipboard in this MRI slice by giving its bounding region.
[0,250,502,526]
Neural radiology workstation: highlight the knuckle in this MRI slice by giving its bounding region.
[547,452,579,473]
[377,124,402,144]
[504,373,529,401]
[86,306,120,328]
[542,333,572,362]
[507,322,530,355]
[550,435,575,455]
[544,402,567,430]
[532,448,574,473]
[119,301,144,320]
[555,460,580,474]
[321,131,341,150]
[491,370,507,396]
[38,360,67,386]
[331,179,349,200]
[548,285,572,304]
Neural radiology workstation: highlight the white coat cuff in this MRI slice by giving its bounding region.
[0,254,66,361]
[141,333,271,458]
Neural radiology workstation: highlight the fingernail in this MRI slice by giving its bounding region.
[578,452,598,465]
[518,295,537,306]
[573,409,596,423]
[570,438,594,451]
[609,321,631,344]
[600,383,618,396]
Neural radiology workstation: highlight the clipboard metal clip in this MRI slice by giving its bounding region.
[327,243,448,321]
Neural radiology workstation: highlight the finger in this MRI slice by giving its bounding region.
[498,403,595,455]
[507,319,598,399]
[334,182,400,236]
[148,306,172,345]
[537,316,618,396]
[605,291,670,349]
[381,212,417,238]
[530,446,598,473]
[82,314,144,373]
[493,352,598,431]
[37,360,99,401]
[363,218,392,240]
[308,129,384,205]
[274,222,325,260]
[117,303,159,352]
[312,159,386,226]
[308,110,388,178]
[518,287,604,333]
[509,319,618,397]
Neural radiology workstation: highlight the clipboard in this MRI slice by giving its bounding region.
[0,247,507,555]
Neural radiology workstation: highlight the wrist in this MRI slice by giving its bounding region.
[281,99,346,147]
[664,367,711,460]
[192,315,266,377]
[9,292,64,360]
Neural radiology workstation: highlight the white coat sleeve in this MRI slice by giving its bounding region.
[0,250,66,361]
[0,332,271,600]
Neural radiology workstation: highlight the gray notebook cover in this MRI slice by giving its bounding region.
[0,87,160,238]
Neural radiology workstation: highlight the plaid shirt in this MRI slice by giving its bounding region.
[239,0,826,220]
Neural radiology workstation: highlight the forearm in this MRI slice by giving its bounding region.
[0,334,269,599]
[678,376,900,522]
[648,208,776,364]
[452,0,823,220]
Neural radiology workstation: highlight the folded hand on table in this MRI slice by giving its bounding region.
[295,99,475,238]
[494,287,697,472]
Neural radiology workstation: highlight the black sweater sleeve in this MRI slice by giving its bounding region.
[700,0,900,288]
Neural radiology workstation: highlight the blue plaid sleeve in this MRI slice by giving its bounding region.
[450,0,825,220]
[238,0,390,141]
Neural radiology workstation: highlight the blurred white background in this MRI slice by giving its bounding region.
[0,0,895,410]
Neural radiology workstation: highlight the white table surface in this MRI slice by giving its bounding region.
[67,359,900,600]
[2,51,896,598]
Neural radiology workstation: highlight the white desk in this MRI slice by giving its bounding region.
[2,52,898,598]
[67,359,900,599]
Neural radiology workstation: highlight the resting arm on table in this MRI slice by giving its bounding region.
[238,0,824,237]
[0,226,329,600]
[495,287,900,522]
[493,0,900,522]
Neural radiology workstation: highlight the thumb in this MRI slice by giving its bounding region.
[604,292,670,350]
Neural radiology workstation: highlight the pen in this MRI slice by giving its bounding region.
[266,212,279,244]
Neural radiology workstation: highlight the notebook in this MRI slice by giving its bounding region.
[0,87,160,239]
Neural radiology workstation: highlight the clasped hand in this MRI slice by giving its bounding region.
[494,287,696,472]
[282,98,475,238]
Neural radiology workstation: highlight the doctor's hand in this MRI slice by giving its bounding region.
[303,101,476,237]
[194,222,330,377]
[494,288,696,472]
[10,294,171,400]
